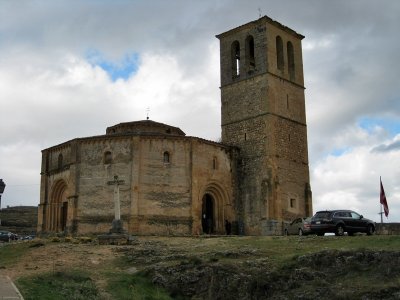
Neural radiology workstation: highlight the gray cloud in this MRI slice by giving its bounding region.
[1,0,400,222]
[372,140,400,153]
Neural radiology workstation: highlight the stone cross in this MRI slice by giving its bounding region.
[107,175,125,233]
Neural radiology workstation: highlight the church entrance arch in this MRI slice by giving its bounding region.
[48,179,68,232]
[200,182,230,235]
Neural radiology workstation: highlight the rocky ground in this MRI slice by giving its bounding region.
[119,238,400,299]
[2,235,400,299]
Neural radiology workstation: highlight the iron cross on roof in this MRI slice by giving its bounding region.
[107,175,125,186]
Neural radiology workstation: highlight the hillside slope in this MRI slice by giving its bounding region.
[1,235,399,299]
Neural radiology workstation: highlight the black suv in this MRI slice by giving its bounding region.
[310,210,375,236]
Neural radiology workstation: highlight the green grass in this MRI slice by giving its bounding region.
[0,241,37,268]
[106,272,174,300]
[17,270,99,300]
[226,235,400,266]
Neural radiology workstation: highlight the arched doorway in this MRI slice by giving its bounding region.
[48,180,68,232]
[199,181,232,235]
[202,194,214,234]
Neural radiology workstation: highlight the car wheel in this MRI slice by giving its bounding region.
[335,225,345,236]
[298,229,303,236]
[366,224,374,236]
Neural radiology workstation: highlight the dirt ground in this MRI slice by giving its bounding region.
[5,242,116,279]
[1,239,123,298]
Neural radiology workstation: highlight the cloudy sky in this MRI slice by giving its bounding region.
[1,0,399,223]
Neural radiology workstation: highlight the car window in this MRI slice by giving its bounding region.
[314,212,331,219]
[291,218,300,225]
[351,212,360,219]
[335,211,351,218]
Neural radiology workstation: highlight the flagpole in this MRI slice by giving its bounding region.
[380,176,383,224]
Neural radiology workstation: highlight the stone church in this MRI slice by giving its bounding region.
[37,16,312,236]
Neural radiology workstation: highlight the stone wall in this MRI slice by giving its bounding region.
[38,131,235,236]
[76,137,133,233]
[376,223,400,235]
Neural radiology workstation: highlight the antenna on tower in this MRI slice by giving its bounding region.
[146,107,150,120]
[258,7,262,18]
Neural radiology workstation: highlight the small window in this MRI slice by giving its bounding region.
[213,157,218,170]
[290,198,296,208]
[163,151,170,163]
[58,153,63,170]
[286,94,289,109]
[276,36,284,71]
[104,151,112,164]
[231,41,240,77]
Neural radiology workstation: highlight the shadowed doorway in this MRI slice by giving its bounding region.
[48,179,68,232]
[202,194,214,234]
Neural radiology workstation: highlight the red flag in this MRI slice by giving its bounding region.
[380,178,389,217]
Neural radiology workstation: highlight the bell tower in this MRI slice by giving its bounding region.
[216,16,312,235]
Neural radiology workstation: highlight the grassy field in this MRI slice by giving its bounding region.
[1,234,399,299]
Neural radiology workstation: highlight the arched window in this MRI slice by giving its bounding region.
[104,151,112,164]
[58,153,63,170]
[231,41,240,77]
[212,157,218,170]
[276,36,284,71]
[163,151,170,163]
[246,35,255,69]
[287,41,295,80]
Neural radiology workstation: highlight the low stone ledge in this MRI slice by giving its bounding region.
[97,233,136,245]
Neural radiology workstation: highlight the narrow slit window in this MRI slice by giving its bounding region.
[163,151,170,163]
[213,157,218,170]
[58,153,63,170]
[104,151,112,164]
[286,94,289,109]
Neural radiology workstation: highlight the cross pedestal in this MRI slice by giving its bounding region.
[107,175,125,234]
[98,175,134,245]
